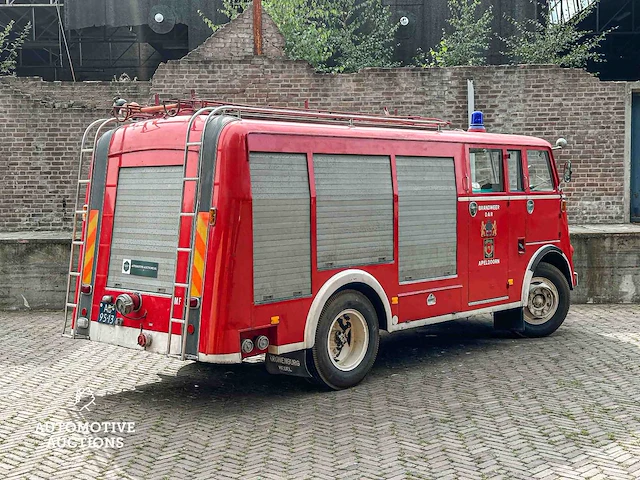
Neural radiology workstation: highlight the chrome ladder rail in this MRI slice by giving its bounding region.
[62,118,118,338]
[166,106,230,359]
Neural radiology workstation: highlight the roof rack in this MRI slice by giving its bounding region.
[112,97,451,131]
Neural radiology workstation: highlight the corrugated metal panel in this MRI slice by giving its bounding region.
[250,152,311,304]
[107,166,182,293]
[397,156,457,282]
[314,154,393,269]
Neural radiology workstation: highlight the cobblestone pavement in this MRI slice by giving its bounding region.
[1,305,640,480]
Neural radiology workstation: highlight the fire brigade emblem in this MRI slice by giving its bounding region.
[122,259,131,274]
[469,201,478,217]
[484,238,495,259]
[480,220,497,238]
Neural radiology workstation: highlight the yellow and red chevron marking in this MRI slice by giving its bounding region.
[82,210,99,285]
[190,211,210,299]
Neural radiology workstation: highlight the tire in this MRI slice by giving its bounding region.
[309,290,380,390]
[522,262,570,337]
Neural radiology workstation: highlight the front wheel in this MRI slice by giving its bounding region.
[522,262,570,337]
[309,290,380,390]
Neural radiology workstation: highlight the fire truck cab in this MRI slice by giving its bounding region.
[65,103,576,390]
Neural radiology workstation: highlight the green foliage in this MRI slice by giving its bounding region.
[200,0,398,73]
[0,20,31,75]
[261,0,332,68]
[501,2,610,68]
[416,0,493,67]
[198,0,248,33]
[312,0,399,73]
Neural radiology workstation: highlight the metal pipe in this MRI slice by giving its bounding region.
[253,0,262,55]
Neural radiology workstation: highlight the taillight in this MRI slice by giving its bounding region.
[189,297,200,309]
[241,338,254,354]
[80,284,92,294]
[255,335,269,351]
[561,199,567,212]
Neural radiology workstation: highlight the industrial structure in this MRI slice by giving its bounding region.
[1,0,639,81]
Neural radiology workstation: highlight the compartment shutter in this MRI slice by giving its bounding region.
[314,154,393,269]
[107,166,182,293]
[250,152,312,304]
[396,156,457,282]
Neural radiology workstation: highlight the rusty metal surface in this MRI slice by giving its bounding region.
[252,0,263,56]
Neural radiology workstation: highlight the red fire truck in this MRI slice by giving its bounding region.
[64,101,576,390]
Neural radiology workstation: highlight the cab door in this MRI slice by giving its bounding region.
[524,149,561,245]
[506,149,528,301]
[467,147,510,305]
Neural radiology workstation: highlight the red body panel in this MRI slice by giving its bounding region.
[79,115,575,359]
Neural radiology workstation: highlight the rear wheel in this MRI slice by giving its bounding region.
[310,290,379,390]
[522,262,570,337]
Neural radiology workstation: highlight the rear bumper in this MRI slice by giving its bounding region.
[89,321,244,363]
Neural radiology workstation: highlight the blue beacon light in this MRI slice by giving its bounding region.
[468,110,486,132]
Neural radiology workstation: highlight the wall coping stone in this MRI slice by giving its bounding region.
[569,224,640,236]
[3,225,639,244]
[0,232,72,244]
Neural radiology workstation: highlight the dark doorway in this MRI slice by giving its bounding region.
[631,93,640,222]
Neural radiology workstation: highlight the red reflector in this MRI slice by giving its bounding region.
[81,308,87,316]
[187,324,195,335]
[80,284,92,294]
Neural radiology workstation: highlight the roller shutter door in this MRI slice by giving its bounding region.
[107,166,182,293]
[314,154,393,270]
[396,156,457,282]
[250,152,312,304]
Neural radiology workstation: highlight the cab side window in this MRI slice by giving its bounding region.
[507,150,524,192]
[527,150,555,192]
[469,149,503,193]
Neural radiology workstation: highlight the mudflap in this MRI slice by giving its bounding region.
[265,350,312,378]
[494,307,525,332]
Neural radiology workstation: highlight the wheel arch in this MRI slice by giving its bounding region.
[303,270,391,349]
[521,245,573,304]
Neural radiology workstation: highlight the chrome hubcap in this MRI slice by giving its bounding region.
[327,309,368,372]
[524,277,559,325]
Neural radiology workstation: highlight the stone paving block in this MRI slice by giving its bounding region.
[1,306,640,479]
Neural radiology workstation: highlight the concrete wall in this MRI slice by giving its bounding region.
[570,225,640,304]
[2,230,636,311]
[0,233,71,310]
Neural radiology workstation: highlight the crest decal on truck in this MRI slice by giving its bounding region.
[480,220,497,238]
[483,238,495,259]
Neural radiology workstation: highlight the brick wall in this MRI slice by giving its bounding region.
[185,8,285,61]
[0,9,629,231]
[152,57,627,224]
[0,77,150,231]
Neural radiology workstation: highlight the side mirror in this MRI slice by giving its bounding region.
[563,161,572,183]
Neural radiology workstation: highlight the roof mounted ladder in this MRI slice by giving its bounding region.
[113,100,450,131]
